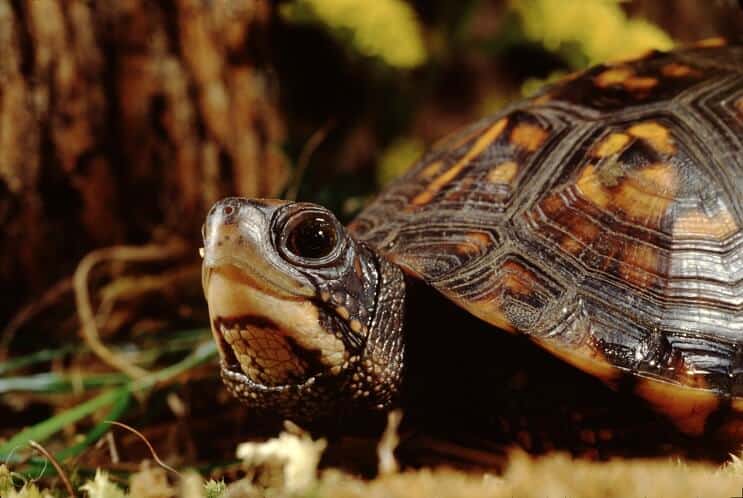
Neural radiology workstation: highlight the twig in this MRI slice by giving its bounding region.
[285,121,335,201]
[412,435,506,469]
[103,430,120,464]
[378,410,403,475]
[98,265,199,317]
[106,421,181,477]
[0,278,73,353]
[73,241,187,379]
[29,440,76,498]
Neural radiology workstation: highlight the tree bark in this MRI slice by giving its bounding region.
[0,0,287,323]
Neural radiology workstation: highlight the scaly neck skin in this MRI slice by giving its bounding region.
[350,248,406,410]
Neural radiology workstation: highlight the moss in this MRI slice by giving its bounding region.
[79,470,128,498]
[203,480,226,498]
[307,450,742,498]
[0,465,13,495]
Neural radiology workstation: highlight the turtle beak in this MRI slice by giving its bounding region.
[201,198,314,298]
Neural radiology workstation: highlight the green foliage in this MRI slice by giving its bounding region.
[376,138,424,186]
[281,0,427,68]
[512,0,673,67]
[0,388,132,462]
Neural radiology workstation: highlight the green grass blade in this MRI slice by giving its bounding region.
[134,340,217,390]
[0,372,128,394]
[0,386,130,457]
[12,390,133,477]
[56,390,132,461]
[0,339,216,473]
[0,347,74,375]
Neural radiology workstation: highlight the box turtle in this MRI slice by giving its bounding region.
[202,41,743,441]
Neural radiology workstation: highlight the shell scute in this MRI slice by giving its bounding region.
[351,44,743,430]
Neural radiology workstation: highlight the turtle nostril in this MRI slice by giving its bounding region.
[223,205,235,216]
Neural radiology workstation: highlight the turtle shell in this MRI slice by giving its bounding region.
[349,40,743,437]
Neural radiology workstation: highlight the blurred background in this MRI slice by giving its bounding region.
[1,0,742,478]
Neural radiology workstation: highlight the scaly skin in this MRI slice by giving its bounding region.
[202,198,404,420]
[203,42,743,442]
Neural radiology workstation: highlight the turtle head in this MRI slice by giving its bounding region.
[201,197,405,421]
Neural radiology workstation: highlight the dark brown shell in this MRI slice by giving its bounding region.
[350,41,743,436]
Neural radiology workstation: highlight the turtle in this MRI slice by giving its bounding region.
[201,40,743,443]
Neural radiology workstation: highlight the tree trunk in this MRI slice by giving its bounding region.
[0,0,287,323]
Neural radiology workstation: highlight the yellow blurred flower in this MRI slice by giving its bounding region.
[377,138,424,185]
[521,70,567,97]
[512,0,673,66]
[281,0,427,69]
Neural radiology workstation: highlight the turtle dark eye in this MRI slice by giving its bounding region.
[285,214,338,260]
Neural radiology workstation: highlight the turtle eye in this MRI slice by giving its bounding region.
[284,213,339,260]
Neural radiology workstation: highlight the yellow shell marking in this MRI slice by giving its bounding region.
[593,132,631,158]
[412,118,508,206]
[510,123,548,152]
[418,160,444,180]
[486,160,519,184]
[628,121,676,155]
[595,67,633,88]
[624,76,658,91]
[336,306,350,320]
[576,161,677,231]
[661,63,695,78]
[576,164,611,209]
[614,162,678,227]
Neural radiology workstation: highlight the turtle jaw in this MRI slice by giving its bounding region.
[204,263,351,389]
[203,257,404,418]
[214,318,332,416]
[204,265,363,417]
[213,319,326,393]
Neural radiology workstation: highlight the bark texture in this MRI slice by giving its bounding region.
[0,0,287,323]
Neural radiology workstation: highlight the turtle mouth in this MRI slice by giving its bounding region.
[202,257,313,300]
[214,316,328,391]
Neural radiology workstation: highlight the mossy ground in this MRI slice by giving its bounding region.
[4,447,741,498]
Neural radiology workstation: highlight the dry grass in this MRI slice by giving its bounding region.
[308,451,741,498]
